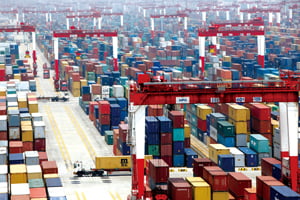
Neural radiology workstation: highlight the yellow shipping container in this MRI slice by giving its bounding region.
[190,181,211,200]
[196,105,212,120]
[72,81,81,89]
[228,104,248,122]
[185,177,205,184]
[0,89,6,96]
[28,101,39,113]
[212,192,230,200]
[228,118,247,134]
[272,119,279,133]
[0,64,5,69]
[14,74,21,80]
[10,164,27,184]
[7,107,18,111]
[80,79,87,87]
[209,144,230,164]
[95,155,153,170]
[184,124,191,138]
[21,121,32,126]
[72,88,80,97]
[18,98,28,108]
[43,174,59,179]
[223,56,231,62]
[27,165,43,180]
[21,125,33,142]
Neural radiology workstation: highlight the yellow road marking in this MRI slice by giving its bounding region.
[35,78,44,96]
[64,106,97,162]
[44,105,72,171]
[115,192,122,200]
[75,191,81,200]
[81,192,87,200]
[109,191,116,200]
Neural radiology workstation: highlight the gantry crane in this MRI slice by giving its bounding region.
[198,18,265,77]
[66,12,101,30]
[52,27,118,91]
[240,7,281,26]
[0,23,37,76]
[128,70,300,199]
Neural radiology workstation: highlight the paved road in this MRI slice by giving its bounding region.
[16,33,132,200]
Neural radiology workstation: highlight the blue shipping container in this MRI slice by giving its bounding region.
[9,153,24,164]
[145,116,159,134]
[146,134,160,145]
[116,98,128,109]
[270,186,300,200]
[218,154,235,172]
[217,134,235,147]
[110,104,121,116]
[173,141,184,154]
[272,164,281,181]
[156,116,172,133]
[173,154,184,167]
[184,148,198,167]
[45,178,63,187]
[119,142,130,155]
[238,147,258,167]
[0,193,8,200]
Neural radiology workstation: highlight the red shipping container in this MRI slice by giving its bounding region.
[144,184,152,199]
[261,133,273,146]
[41,161,58,174]
[147,105,163,117]
[30,187,47,198]
[0,69,5,76]
[203,166,223,182]
[34,138,46,152]
[168,111,184,128]
[256,176,276,199]
[160,144,172,156]
[228,172,252,198]
[23,141,33,152]
[91,84,101,94]
[98,101,110,114]
[184,138,190,148]
[0,131,7,140]
[99,114,110,125]
[207,170,228,192]
[160,133,172,145]
[193,158,215,177]
[244,188,256,200]
[38,152,48,165]
[149,159,169,183]
[261,158,281,177]
[118,124,128,143]
[251,118,271,133]
[10,195,30,200]
[82,94,91,101]
[170,182,192,200]
[71,72,81,81]
[251,104,271,121]
[167,178,186,197]
[197,118,207,131]
[262,180,284,200]
[161,155,172,167]
[9,141,23,153]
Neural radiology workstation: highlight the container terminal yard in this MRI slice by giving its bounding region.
[0,0,299,199]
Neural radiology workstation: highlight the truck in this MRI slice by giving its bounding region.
[43,69,50,79]
[59,80,68,91]
[73,155,153,177]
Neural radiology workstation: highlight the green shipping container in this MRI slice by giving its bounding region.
[173,128,185,141]
[250,134,269,153]
[217,121,235,137]
[28,178,45,188]
[105,131,113,145]
[147,145,160,156]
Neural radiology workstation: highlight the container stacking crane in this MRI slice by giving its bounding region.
[52,27,118,91]
[128,70,299,199]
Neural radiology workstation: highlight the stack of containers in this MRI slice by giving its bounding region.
[256,176,284,200]
[196,105,212,144]
[193,158,215,177]
[117,98,127,121]
[250,134,270,165]
[202,166,229,199]
[183,148,198,168]
[110,103,121,130]
[112,85,124,98]
[70,72,81,97]
[168,178,192,200]
[185,177,211,200]
[216,121,235,147]
[228,147,245,168]
[118,124,130,155]
[98,101,110,136]
[157,116,172,166]
[208,113,227,144]
[81,85,91,101]
[21,120,33,152]
[145,117,160,158]
[273,128,281,160]
[228,172,252,200]
[208,144,230,164]
[184,124,191,148]
[228,104,249,147]
[261,158,282,181]
[147,105,163,116]
[33,120,46,152]
[238,147,258,167]
[168,111,185,167]
[147,159,169,190]
[218,154,235,172]
[27,93,38,114]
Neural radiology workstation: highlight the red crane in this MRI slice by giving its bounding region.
[240,7,281,26]
[198,18,265,77]
[66,12,101,30]
[0,23,37,75]
[52,27,118,91]
[128,70,300,199]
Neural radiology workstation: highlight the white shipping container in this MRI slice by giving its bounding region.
[101,94,110,99]
[228,147,245,167]
[5,65,12,75]
[47,187,66,197]
[112,85,124,98]
[6,94,17,102]
[209,125,218,141]
[172,70,182,79]
[31,113,43,121]
[33,121,45,139]
[101,86,110,95]
[25,151,39,165]
[0,165,8,182]
[0,141,7,147]
[273,128,281,144]
[0,147,7,165]
[7,102,18,107]
[9,127,20,140]
[17,81,30,91]
[0,115,7,131]
[0,182,8,193]
[10,183,30,195]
